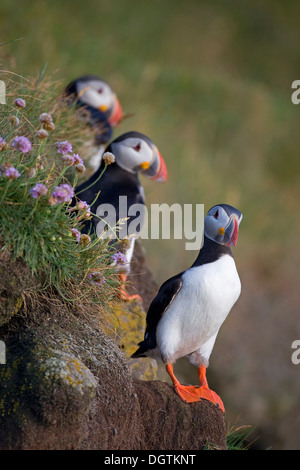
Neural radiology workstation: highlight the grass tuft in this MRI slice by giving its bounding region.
[0,70,121,306]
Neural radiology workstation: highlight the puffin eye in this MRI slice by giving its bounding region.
[214,209,219,219]
[133,142,141,152]
[97,88,103,94]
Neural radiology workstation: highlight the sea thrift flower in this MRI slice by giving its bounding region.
[73,154,83,166]
[83,208,92,219]
[56,140,72,155]
[48,195,58,206]
[9,116,20,126]
[77,200,90,211]
[62,154,75,165]
[71,228,81,243]
[0,136,6,151]
[11,136,32,153]
[14,98,26,108]
[39,113,55,131]
[26,167,36,178]
[35,129,49,140]
[73,154,86,173]
[102,152,115,165]
[88,272,106,286]
[80,234,91,246]
[51,183,74,203]
[111,252,128,266]
[4,166,21,180]
[44,121,55,131]
[38,113,53,125]
[30,183,48,199]
[74,163,86,174]
[76,200,91,218]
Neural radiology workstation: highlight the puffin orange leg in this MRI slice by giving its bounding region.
[118,273,142,302]
[166,364,225,412]
[197,365,225,412]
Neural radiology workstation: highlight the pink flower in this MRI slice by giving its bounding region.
[73,154,86,173]
[56,140,72,155]
[111,252,128,266]
[9,116,20,126]
[71,228,81,242]
[61,154,75,165]
[14,98,26,108]
[38,113,53,125]
[51,183,74,203]
[88,272,106,286]
[30,183,48,199]
[35,129,49,140]
[0,136,6,151]
[80,234,91,246]
[73,154,83,165]
[11,136,32,153]
[48,195,58,206]
[4,166,21,180]
[103,152,115,165]
[74,163,86,174]
[77,200,90,211]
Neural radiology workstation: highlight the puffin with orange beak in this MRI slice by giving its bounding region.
[132,204,242,411]
[75,131,167,301]
[64,75,123,170]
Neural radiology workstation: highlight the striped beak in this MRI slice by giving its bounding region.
[225,211,242,247]
[108,96,123,126]
[141,149,167,182]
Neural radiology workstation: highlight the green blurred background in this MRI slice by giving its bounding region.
[1,0,300,449]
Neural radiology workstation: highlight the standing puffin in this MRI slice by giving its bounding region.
[75,131,167,300]
[64,75,123,170]
[132,204,242,411]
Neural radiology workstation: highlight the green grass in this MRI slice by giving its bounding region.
[0,72,120,301]
[204,425,255,450]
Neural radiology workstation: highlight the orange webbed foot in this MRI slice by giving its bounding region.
[118,274,143,303]
[166,364,225,412]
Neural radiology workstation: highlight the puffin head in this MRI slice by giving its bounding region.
[204,204,243,247]
[107,131,167,182]
[65,75,123,127]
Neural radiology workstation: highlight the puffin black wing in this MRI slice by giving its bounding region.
[131,272,183,358]
[81,105,113,144]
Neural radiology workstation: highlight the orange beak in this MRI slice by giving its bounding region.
[226,217,239,247]
[149,150,168,182]
[108,96,123,126]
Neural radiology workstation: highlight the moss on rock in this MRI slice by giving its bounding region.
[105,299,158,381]
[0,242,227,450]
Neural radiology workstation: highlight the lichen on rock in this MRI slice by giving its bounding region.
[105,299,158,381]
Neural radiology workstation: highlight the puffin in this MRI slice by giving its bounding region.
[74,131,167,301]
[64,75,123,170]
[132,204,242,412]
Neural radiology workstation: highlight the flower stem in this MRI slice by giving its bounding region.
[75,163,107,195]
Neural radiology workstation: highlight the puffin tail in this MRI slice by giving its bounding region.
[131,341,148,358]
[132,332,156,358]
